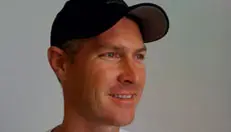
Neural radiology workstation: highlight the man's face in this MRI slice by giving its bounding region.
[62,17,146,126]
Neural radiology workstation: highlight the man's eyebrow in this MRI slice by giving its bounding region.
[97,43,125,51]
[97,43,147,52]
[135,45,147,53]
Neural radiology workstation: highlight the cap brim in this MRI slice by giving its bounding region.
[128,3,169,43]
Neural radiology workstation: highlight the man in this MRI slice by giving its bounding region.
[47,0,169,132]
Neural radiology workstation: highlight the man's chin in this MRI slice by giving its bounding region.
[113,120,134,127]
[104,114,135,127]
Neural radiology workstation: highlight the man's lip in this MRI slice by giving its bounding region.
[108,89,138,94]
[108,93,137,95]
[108,93,138,108]
[108,93,137,96]
[109,85,138,92]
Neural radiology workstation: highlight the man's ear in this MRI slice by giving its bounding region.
[47,46,68,82]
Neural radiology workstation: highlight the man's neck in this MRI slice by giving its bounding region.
[53,106,120,132]
[52,124,120,132]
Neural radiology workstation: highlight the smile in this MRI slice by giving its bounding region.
[109,94,137,99]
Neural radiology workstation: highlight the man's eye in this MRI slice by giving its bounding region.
[136,54,145,60]
[106,52,116,57]
[99,52,120,58]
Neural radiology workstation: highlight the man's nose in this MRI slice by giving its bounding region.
[117,60,139,85]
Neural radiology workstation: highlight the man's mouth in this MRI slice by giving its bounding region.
[108,94,137,99]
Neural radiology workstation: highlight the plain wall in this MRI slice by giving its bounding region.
[0,0,230,132]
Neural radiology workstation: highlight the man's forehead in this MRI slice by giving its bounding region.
[71,17,144,53]
[93,41,146,53]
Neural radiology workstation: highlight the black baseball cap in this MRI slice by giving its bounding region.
[50,0,169,48]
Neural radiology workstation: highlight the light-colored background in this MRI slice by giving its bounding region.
[0,0,230,132]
